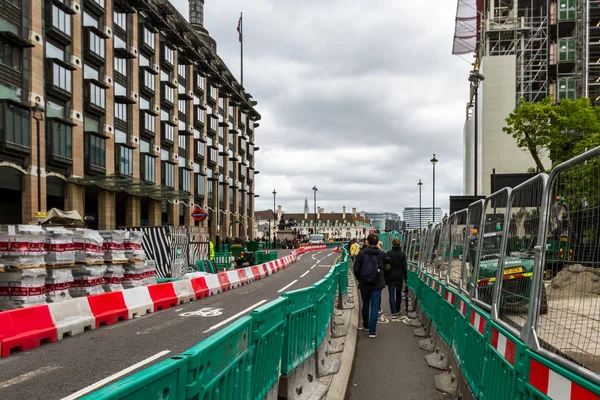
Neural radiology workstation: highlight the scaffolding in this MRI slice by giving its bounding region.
[481,1,549,104]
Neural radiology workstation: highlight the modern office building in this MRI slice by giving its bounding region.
[402,207,443,230]
[0,0,260,240]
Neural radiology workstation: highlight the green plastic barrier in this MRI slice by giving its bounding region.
[82,357,187,400]
[213,252,231,270]
[250,297,288,400]
[461,304,489,399]
[179,316,252,400]
[281,287,317,376]
[480,320,525,400]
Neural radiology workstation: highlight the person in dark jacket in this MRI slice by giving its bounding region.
[353,234,391,338]
[385,238,408,317]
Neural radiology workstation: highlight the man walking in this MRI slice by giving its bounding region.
[353,234,390,338]
[386,238,408,316]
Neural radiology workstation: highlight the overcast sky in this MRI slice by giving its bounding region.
[172,0,472,216]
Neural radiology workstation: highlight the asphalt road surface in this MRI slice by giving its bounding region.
[0,249,339,400]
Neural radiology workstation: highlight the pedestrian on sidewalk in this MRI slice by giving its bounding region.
[385,238,408,317]
[353,234,391,338]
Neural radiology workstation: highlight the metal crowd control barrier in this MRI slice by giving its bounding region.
[83,247,352,400]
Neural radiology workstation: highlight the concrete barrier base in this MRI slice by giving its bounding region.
[279,354,328,400]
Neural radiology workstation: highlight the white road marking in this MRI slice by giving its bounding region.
[0,365,61,389]
[277,280,298,293]
[60,350,171,400]
[300,270,310,278]
[202,300,267,333]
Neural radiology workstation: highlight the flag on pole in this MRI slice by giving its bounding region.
[237,14,242,42]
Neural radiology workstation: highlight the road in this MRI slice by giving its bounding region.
[0,249,339,400]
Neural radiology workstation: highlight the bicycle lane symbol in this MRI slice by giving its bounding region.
[179,307,223,317]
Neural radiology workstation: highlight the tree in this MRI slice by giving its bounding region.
[503,97,562,172]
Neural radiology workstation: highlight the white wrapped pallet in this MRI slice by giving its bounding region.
[0,268,47,310]
[70,265,107,297]
[123,262,145,289]
[45,268,73,303]
[100,230,128,264]
[103,264,124,292]
[72,229,104,265]
[124,231,145,262]
[0,225,46,268]
[44,227,75,267]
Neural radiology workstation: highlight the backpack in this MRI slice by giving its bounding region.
[361,251,381,284]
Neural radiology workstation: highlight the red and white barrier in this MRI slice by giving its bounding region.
[0,246,327,358]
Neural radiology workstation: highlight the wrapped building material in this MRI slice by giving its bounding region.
[124,231,145,262]
[72,229,104,265]
[70,265,107,297]
[45,268,73,303]
[0,268,47,310]
[100,231,128,264]
[44,227,75,267]
[103,264,124,292]
[0,225,46,269]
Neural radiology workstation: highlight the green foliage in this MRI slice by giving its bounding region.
[503,97,600,170]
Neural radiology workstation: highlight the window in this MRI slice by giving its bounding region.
[0,102,30,148]
[178,99,186,116]
[52,5,71,36]
[115,103,127,121]
[84,63,99,80]
[163,124,174,142]
[114,58,126,76]
[143,112,155,133]
[143,71,155,91]
[178,64,186,79]
[0,43,21,71]
[139,54,150,68]
[114,12,127,31]
[89,31,105,58]
[83,12,99,28]
[88,82,105,109]
[48,120,72,159]
[117,144,133,175]
[52,62,72,92]
[142,154,155,182]
[85,134,106,168]
[163,45,174,65]
[143,27,155,50]
[163,85,174,103]
[46,42,64,60]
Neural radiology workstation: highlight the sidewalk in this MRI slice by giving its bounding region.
[346,288,452,400]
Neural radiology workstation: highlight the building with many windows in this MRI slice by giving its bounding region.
[402,207,443,230]
[0,0,260,240]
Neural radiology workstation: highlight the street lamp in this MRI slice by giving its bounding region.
[272,189,277,248]
[430,153,438,224]
[32,97,44,213]
[418,179,423,231]
[312,185,318,234]
[469,69,485,201]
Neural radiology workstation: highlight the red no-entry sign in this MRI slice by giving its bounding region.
[192,208,207,222]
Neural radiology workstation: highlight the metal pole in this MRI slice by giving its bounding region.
[36,119,41,212]
[474,83,479,202]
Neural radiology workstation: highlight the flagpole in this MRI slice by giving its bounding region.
[240,12,244,87]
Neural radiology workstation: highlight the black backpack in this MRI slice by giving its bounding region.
[361,251,380,284]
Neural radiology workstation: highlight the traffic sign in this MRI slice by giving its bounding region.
[192,208,207,222]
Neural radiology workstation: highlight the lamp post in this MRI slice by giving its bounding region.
[312,185,318,234]
[32,97,45,214]
[430,153,438,224]
[272,189,277,248]
[418,179,423,231]
[469,69,485,202]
